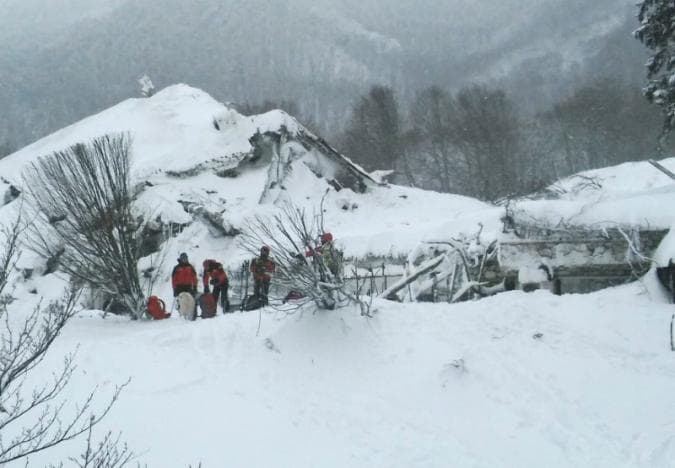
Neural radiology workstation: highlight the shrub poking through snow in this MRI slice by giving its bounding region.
[240,201,371,316]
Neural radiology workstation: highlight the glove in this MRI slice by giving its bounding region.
[204,285,210,294]
[173,289,177,297]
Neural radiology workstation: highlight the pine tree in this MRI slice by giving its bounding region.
[635,1,675,136]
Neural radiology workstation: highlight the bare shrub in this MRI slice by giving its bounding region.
[240,202,371,316]
[22,134,147,318]
[0,215,129,465]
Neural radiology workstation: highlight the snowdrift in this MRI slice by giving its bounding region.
[7,285,675,467]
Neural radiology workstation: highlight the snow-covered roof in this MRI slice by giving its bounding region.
[509,158,675,232]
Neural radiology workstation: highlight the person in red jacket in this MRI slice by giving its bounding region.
[171,252,198,298]
[203,259,230,312]
[250,246,276,303]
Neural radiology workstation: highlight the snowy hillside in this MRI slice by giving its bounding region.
[3,84,675,467]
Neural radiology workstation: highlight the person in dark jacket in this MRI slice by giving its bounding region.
[171,252,198,297]
[250,246,276,304]
[203,259,230,312]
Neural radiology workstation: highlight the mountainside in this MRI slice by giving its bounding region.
[0,0,639,147]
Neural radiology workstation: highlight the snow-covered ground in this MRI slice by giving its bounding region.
[6,278,675,467]
[3,84,675,467]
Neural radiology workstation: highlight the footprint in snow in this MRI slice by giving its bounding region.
[440,359,467,387]
[264,338,281,354]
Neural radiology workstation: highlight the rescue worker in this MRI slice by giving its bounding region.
[203,259,230,312]
[283,253,306,303]
[250,246,276,304]
[306,232,341,278]
[171,252,198,298]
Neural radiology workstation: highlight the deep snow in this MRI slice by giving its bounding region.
[6,280,675,468]
[2,84,675,467]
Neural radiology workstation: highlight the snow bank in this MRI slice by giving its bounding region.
[7,284,675,468]
[512,158,675,230]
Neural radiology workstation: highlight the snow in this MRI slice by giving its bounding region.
[3,84,675,467]
[0,84,500,264]
[0,84,300,183]
[5,282,675,468]
[654,222,675,267]
[277,162,501,260]
[512,158,675,230]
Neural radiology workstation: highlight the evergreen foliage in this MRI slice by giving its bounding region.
[635,0,675,136]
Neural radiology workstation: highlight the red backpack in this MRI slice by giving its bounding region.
[199,292,217,318]
[147,295,170,320]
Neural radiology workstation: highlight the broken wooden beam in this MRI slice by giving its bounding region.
[648,159,675,180]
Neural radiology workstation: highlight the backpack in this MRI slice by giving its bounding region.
[147,295,170,320]
[199,292,217,318]
[241,294,265,311]
[177,292,197,321]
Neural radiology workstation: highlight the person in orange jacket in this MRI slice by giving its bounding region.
[171,252,198,297]
[203,259,230,312]
[250,246,276,303]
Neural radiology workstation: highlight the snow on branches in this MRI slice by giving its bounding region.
[635,0,675,137]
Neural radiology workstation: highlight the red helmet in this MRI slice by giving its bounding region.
[320,232,333,244]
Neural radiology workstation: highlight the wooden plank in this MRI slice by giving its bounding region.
[379,254,445,300]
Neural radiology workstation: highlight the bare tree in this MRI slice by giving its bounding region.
[240,201,371,316]
[407,86,460,193]
[22,134,147,318]
[449,85,524,201]
[54,428,134,468]
[341,85,403,172]
[0,215,129,465]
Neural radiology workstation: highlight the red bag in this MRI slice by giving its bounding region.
[147,295,170,320]
[199,292,217,318]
